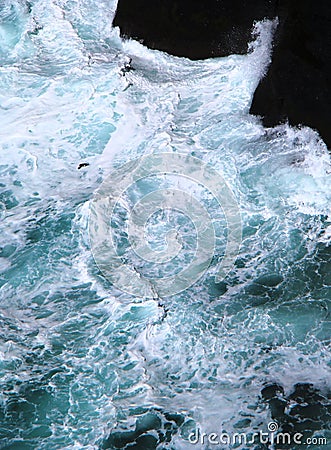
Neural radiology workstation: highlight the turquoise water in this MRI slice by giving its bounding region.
[0,1,330,449]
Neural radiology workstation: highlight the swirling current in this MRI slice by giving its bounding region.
[0,1,330,449]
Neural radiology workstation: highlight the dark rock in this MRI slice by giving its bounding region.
[269,397,287,419]
[260,382,331,447]
[135,413,162,434]
[126,434,158,450]
[288,383,324,404]
[120,58,135,76]
[250,0,331,149]
[103,410,186,449]
[77,162,89,170]
[261,383,284,400]
[113,0,278,60]
[113,0,331,149]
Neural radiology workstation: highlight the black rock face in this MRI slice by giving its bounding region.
[113,0,331,148]
[261,382,331,446]
[102,409,186,449]
[113,0,278,60]
[250,0,331,149]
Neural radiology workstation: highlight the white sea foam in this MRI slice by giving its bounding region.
[0,2,330,448]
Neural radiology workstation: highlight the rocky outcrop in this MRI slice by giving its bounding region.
[250,0,331,149]
[261,382,331,442]
[113,0,278,60]
[113,0,331,148]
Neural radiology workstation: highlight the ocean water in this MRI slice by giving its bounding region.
[0,1,330,449]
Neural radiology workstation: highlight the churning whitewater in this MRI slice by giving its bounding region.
[0,1,330,449]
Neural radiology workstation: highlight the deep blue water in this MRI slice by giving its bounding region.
[0,1,330,449]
